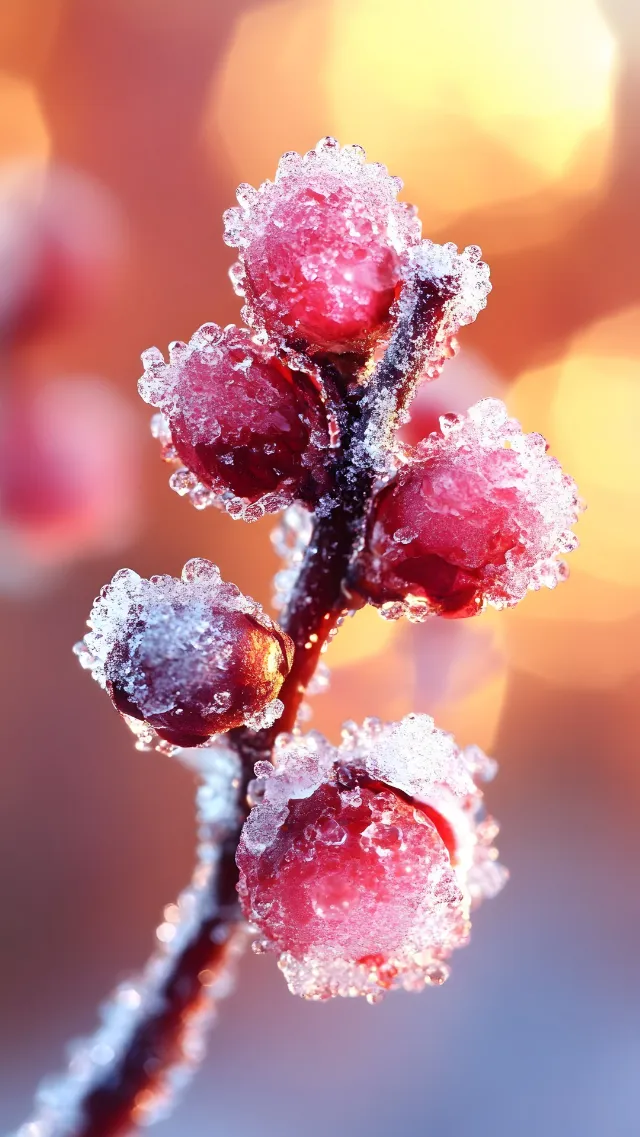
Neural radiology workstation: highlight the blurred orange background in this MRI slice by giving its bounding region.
[0,2,638,1135]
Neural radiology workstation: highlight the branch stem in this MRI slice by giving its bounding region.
[13,277,445,1137]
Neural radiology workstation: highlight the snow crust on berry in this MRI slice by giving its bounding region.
[223,137,421,354]
[357,398,582,621]
[75,558,292,751]
[139,324,329,520]
[237,714,505,1000]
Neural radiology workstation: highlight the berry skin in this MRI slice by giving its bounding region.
[236,715,505,1001]
[354,398,581,620]
[223,137,421,355]
[76,559,294,749]
[139,324,330,516]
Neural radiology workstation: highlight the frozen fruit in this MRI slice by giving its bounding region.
[76,559,294,748]
[224,137,421,354]
[355,399,581,620]
[139,324,330,514]
[237,715,505,1000]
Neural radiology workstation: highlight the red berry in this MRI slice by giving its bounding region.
[139,324,330,517]
[223,137,421,355]
[237,715,505,1000]
[0,164,121,344]
[0,376,139,567]
[76,559,294,749]
[355,398,581,620]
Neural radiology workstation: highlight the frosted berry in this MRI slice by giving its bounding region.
[237,715,505,1001]
[354,399,581,620]
[139,324,330,516]
[76,559,294,749]
[223,137,421,355]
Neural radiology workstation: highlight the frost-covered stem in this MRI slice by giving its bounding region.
[69,840,242,1137]
[361,280,449,453]
[231,279,448,760]
[13,286,447,1137]
[13,752,248,1137]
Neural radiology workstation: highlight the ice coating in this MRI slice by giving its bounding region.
[75,558,294,749]
[270,503,313,610]
[236,714,505,1000]
[355,398,582,620]
[139,324,330,517]
[224,136,421,354]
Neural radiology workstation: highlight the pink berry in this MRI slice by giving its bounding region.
[76,559,294,749]
[0,376,139,567]
[223,137,421,355]
[236,715,505,1000]
[355,399,581,620]
[139,324,330,513]
[0,164,121,344]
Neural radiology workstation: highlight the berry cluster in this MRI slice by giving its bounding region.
[77,137,580,1004]
[23,137,582,1135]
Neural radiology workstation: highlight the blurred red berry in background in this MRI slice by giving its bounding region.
[0,375,140,573]
[0,163,122,346]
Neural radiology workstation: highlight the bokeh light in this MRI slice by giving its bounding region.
[0,73,50,164]
[213,0,616,249]
[505,304,640,686]
[1,2,639,1136]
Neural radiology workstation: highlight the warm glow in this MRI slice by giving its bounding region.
[325,0,616,229]
[0,72,50,164]
[325,604,397,670]
[505,306,640,687]
[209,0,330,189]
[211,0,616,251]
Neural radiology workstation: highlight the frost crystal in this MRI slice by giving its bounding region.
[139,324,330,518]
[270,503,313,610]
[224,137,421,354]
[403,240,492,339]
[355,398,581,619]
[76,558,293,749]
[236,714,505,1000]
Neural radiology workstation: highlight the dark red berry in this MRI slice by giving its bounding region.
[77,560,294,748]
[140,324,330,513]
[355,399,580,620]
[236,715,504,1000]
